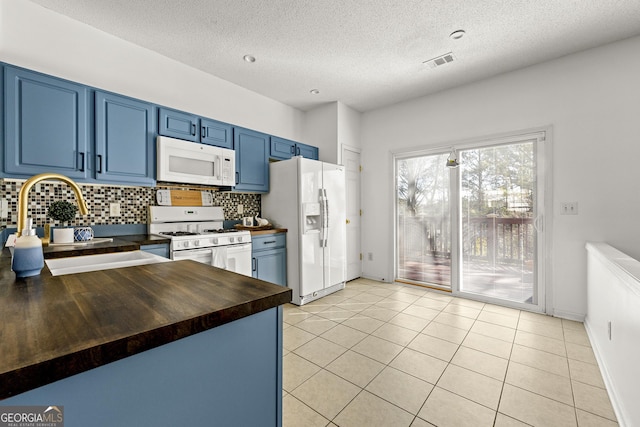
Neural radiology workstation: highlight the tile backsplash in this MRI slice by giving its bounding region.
[0,179,260,228]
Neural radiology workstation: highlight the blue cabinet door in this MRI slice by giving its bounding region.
[253,248,287,287]
[296,142,319,160]
[95,92,155,185]
[270,137,295,160]
[200,118,233,149]
[234,128,269,192]
[270,137,318,161]
[4,66,88,178]
[158,107,198,142]
[252,233,287,286]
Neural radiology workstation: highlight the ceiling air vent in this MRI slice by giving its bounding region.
[423,52,455,68]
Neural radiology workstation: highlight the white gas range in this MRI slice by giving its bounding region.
[148,206,252,277]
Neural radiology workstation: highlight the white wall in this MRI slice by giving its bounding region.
[0,0,304,141]
[303,103,339,163]
[337,102,362,162]
[303,101,362,164]
[360,35,640,319]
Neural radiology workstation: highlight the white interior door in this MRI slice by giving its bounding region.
[343,147,362,281]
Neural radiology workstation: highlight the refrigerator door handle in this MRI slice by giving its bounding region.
[321,189,329,248]
[324,192,329,248]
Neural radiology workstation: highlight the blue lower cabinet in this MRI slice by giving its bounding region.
[95,92,156,185]
[252,233,287,286]
[140,243,170,258]
[4,66,89,179]
[234,128,269,192]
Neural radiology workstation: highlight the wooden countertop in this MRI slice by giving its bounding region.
[249,228,287,236]
[0,253,291,399]
[42,234,171,259]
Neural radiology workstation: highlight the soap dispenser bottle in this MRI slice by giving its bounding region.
[12,218,44,278]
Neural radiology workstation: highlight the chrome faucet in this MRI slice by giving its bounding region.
[17,173,89,244]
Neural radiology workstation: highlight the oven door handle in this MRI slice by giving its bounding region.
[172,248,214,261]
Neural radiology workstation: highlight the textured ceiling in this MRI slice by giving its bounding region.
[28,0,640,112]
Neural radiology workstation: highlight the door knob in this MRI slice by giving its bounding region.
[346,219,350,224]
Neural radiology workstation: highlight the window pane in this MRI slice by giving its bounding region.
[459,142,536,303]
[396,153,451,288]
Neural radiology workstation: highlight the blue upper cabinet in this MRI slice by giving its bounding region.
[158,107,199,142]
[234,128,269,192]
[296,142,319,160]
[270,137,295,159]
[4,66,89,179]
[270,136,318,161]
[200,118,233,149]
[95,91,156,185]
[159,107,233,149]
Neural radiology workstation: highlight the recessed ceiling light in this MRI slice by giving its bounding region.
[310,89,320,95]
[449,30,466,40]
[243,55,256,63]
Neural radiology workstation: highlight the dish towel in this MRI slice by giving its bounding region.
[211,247,228,270]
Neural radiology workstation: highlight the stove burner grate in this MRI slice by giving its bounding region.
[159,231,199,236]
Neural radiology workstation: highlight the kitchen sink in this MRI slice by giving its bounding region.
[45,250,171,276]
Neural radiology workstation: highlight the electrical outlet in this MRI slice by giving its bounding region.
[237,204,244,215]
[110,203,121,217]
[368,252,373,261]
[0,199,8,219]
[560,202,578,215]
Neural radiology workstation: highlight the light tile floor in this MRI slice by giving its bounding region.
[283,278,618,427]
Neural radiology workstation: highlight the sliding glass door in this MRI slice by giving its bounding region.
[459,141,538,304]
[395,132,547,310]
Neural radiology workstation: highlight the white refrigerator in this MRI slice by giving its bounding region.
[262,157,347,305]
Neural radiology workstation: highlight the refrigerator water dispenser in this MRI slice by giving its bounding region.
[303,202,321,233]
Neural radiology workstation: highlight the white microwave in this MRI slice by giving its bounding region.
[157,136,235,186]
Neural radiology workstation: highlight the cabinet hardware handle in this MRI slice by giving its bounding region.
[192,123,197,136]
[263,241,276,244]
[201,126,206,139]
[252,258,257,271]
[79,152,85,172]
[97,154,103,173]
[290,145,295,155]
[235,171,239,185]
[296,146,301,156]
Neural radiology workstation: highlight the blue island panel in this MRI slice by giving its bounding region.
[4,307,283,427]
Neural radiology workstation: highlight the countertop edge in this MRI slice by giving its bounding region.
[0,288,291,399]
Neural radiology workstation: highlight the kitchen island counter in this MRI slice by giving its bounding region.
[0,252,291,403]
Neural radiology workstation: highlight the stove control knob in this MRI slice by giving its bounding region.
[194,240,200,247]
[237,236,243,242]
[213,238,219,245]
[230,236,235,243]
